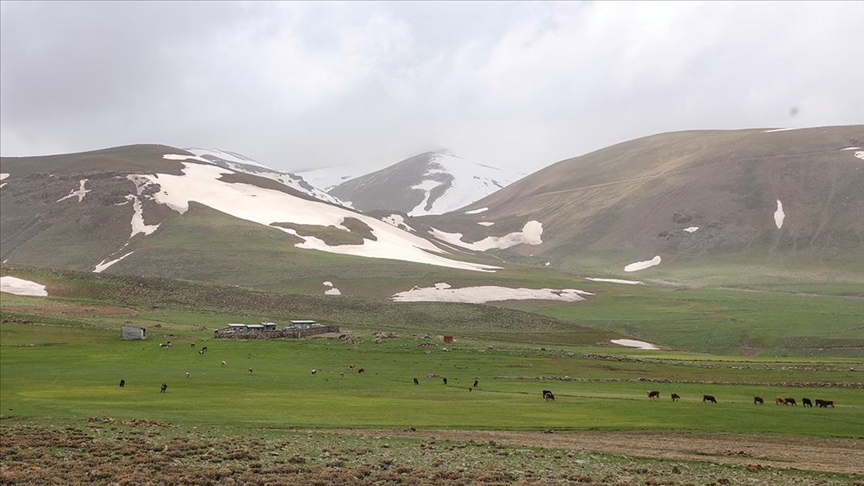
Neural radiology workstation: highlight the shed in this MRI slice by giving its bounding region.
[289,320,318,330]
[120,325,146,340]
[443,336,454,343]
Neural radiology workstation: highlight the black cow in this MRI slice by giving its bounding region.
[754,396,764,405]
[816,399,835,408]
[119,379,125,388]
[802,398,813,407]
[160,383,168,393]
[473,380,479,388]
[443,377,448,385]
[702,394,717,403]
[671,393,681,401]
[784,397,797,406]
[543,390,555,401]
[413,378,419,385]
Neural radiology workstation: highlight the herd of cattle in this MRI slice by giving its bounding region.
[640,390,835,407]
[142,342,839,410]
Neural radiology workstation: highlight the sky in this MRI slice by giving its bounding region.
[2,1,863,175]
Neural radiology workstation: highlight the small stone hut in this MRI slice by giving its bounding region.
[120,325,146,340]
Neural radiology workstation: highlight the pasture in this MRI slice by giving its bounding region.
[1,272,863,484]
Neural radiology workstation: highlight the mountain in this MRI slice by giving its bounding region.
[327,151,523,216]
[0,145,505,289]
[183,148,346,206]
[417,126,864,283]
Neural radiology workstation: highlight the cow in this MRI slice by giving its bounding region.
[357,368,365,374]
[775,397,785,405]
[784,397,797,406]
[413,378,419,385]
[702,394,717,403]
[248,368,253,374]
[200,346,208,353]
[671,393,681,401]
[221,360,227,367]
[311,369,317,375]
[348,364,355,370]
[340,372,344,379]
[543,390,555,401]
[443,377,448,385]
[185,372,190,379]
[160,383,168,393]
[190,343,195,347]
[647,390,660,399]
[802,398,813,407]
[754,396,764,405]
[119,379,125,388]
[816,399,834,408]
[473,380,479,388]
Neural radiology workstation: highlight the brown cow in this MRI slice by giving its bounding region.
[671,393,681,401]
[702,394,717,403]
[754,396,764,405]
[816,399,835,408]
[775,397,785,405]
[647,390,660,399]
[784,397,797,406]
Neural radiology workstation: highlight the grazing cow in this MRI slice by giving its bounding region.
[119,379,125,388]
[348,364,355,370]
[784,398,797,406]
[357,368,365,374]
[443,377,448,385]
[413,378,419,385]
[816,399,835,408]
[160,383,168,393]
[543,390,555,401]
[754,396,764,405]
[221,360,227,367]
[473,380,479,388]
[775,397,786,405]
[200,346,208,353]
[802,398,813,407]
[190,343,195,347]
[340,373,344,379]
[647,390,660,399]
[702,394,717,404]
[311,369,318,375]
[185,372,190,379]
[469,387,473,392]
[671,393,681,401]
[199,349,205,355]
[248,368,253,374]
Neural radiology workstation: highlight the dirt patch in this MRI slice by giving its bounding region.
[2,305,138,316]
[329,429,864,475]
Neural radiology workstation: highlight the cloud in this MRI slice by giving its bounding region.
[2,1,862,174]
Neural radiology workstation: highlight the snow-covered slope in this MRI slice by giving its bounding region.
[185,148,346,207]
[328,151,523,216]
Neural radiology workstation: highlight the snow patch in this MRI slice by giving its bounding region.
[854,151,864,161]
[136,163,499,272]
[323,282,342,295]
[163,153,212,164]
[465,207,489,215]
[624,256,662,272]
[774,200,785,229]
[762,127,806,133]
[57,179,90,202]
[127,195,160,238]
[392,284,593,304]
[841,146,861,151]
[93,252,134,273]
[0,276,48,296]
[586,278,644,285]
[477,222,495,226]
[610,339,659,350]
[381,214,415,232]
[683,227,699,233]
[429,220,543,251]
[0,173,9,180]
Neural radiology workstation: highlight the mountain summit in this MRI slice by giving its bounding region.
[328,151,522,216]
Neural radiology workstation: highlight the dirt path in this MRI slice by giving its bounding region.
[328,429,864,474]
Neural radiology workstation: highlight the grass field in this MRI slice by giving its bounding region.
[2,268,864,484]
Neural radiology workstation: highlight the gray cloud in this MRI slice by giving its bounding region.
[2,1,862,174]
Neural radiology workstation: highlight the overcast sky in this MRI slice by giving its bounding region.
[2,1,862,174]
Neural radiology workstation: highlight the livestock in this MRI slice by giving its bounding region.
[543,390,555,401]
[473,380,479,388]
[802,398,813,407]
[647,390,660,399]
[348,364,355,370]
[199,349,205,355]
[775,397,785,405]
[702,394,717,403]
[414,378,419,385]
[248,368,253,374]
[443,377,448,385]
[671,393,680,401]
[357,368,365,374]
[119,379,125,388]
[816,399,835,408]
[185,372,190,379]
[311,369,318,375]
[754,396,764,405]
[160,383,168,393]
[200,346,208,353]
[340,372,344,379]
[221,360,227,367]
[190,343,195,347]
[784,398,797,406]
